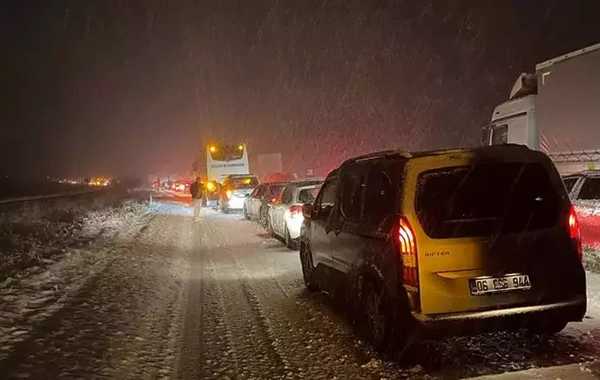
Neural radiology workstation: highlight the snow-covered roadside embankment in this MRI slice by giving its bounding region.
[0,191,153,360]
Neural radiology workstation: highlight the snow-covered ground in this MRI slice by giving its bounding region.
[0,195,152,363]
[1,197,600,379]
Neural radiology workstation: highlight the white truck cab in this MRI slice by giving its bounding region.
[484,43,600,176]
[487,87,538,149]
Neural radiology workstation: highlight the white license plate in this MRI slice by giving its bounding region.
[469,274,531,296]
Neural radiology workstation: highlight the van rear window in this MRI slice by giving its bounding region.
[415,163,561,239]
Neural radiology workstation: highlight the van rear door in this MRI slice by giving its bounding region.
[405,155,583,315]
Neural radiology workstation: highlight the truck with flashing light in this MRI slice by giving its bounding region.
[483,42,600,175]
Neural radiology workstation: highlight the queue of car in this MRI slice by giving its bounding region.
[229,145,588,355]
[242,178,324,249]
[267,179,323,248]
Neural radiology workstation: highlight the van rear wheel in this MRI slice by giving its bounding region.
[364,282,387,347]
[362,280,413,355]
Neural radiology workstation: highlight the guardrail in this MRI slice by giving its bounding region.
[0,187,109,205]
[549,150,600,163]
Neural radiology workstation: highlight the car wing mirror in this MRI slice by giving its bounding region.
[302,203,313,219]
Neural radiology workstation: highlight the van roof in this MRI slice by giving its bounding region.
[340,144,540,167]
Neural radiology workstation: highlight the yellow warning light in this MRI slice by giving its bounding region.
[238,144,244,150]
[209,145,217,153]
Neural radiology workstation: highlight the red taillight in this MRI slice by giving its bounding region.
[290,205,302,218]
[397,217,419,287]
[568,205,583,261]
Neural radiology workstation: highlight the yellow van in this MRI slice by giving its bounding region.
[300,144,586,350]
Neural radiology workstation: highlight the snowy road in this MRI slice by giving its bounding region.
[2,196,600,379]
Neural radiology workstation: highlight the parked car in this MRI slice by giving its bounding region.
[563,170,600,202]
[300,145,586,352]
[244,182,288,225]
[267,179,324,248]
[219,174,259,213]
[563,170,600,248]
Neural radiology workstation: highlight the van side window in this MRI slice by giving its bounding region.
[364,170,394,227]
[314,178,337,220]
[340,173,363,223]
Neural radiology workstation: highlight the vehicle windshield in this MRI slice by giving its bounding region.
[490,124,508,145]
[209,144,244,161]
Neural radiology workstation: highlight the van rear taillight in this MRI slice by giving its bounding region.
[397,217,419,287]
[568,205,583,261]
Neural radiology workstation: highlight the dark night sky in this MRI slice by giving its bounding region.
[1,0,599,178]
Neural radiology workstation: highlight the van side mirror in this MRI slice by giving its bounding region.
[302,203,313,219]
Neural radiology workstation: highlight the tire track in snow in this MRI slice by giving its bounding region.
[210,215,404,380]
[177,217,236,380]
[193,218,291,379]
